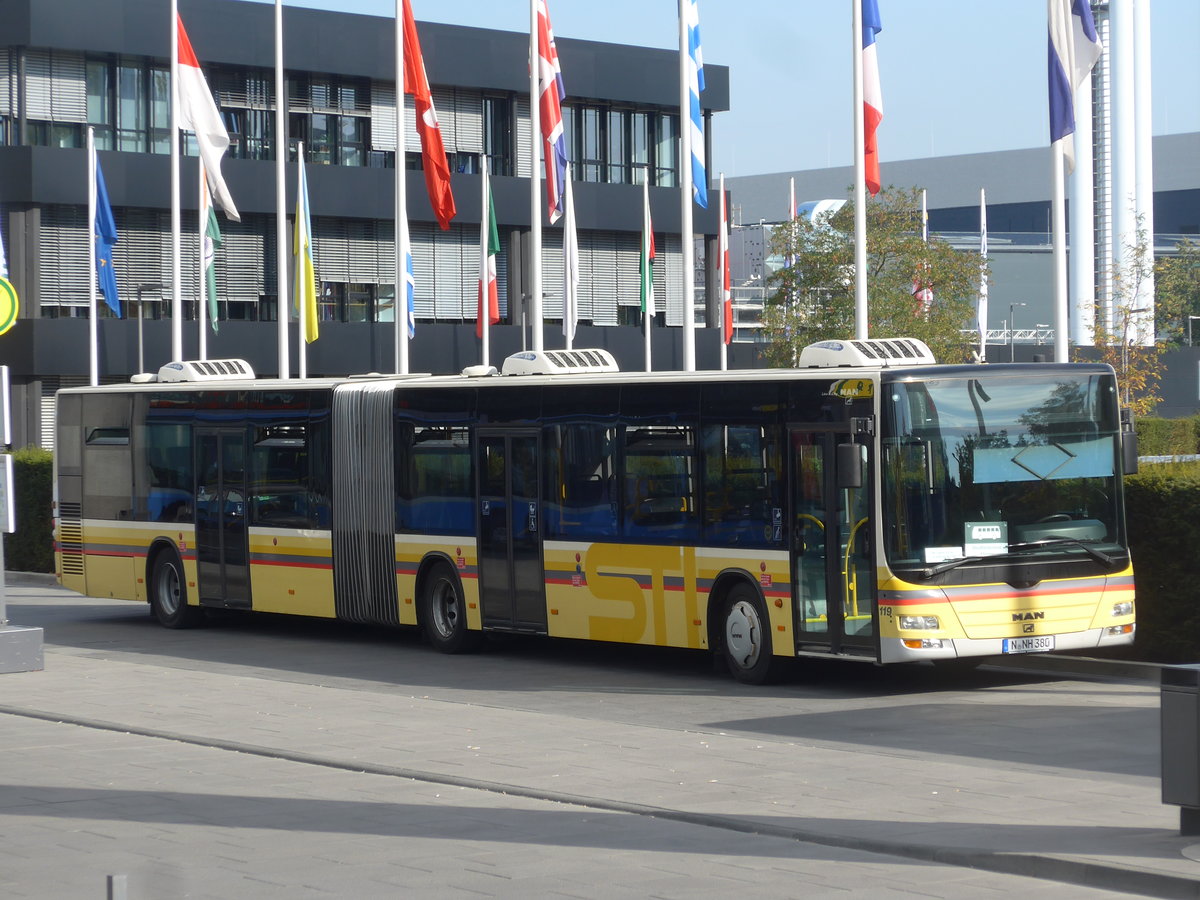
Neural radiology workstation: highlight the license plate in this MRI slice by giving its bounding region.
[1003,635,1055,654]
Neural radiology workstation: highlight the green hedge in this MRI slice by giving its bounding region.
[1124,461,1200,662]
[3,446,54,574]
[1135,415,1200,456]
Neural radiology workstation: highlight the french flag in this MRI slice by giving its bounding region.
[861,0,883,196]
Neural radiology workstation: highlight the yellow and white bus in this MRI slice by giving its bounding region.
[54,338,1137,683]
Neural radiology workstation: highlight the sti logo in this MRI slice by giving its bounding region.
[971,525,1003,540]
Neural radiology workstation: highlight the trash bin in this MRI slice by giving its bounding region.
[1161,664,1200,835]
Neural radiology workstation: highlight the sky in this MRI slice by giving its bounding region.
[254,0,1200,178]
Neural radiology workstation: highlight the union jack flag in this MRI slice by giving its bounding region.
[537,0,568,224]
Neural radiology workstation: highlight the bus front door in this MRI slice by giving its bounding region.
[194,428,251,609]
[477,431,547,633]
[789,430,874,656]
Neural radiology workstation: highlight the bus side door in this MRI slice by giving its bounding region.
[477,430,547,633]
[195,428,251,609]
[789,429,874,655]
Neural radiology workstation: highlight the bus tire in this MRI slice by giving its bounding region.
[150,548,203,629]
[720,583,775,685]
[421,562,482,654]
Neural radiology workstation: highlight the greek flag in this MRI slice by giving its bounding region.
[685,0,707,209]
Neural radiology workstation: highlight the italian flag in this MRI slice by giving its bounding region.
[476,167,500,340]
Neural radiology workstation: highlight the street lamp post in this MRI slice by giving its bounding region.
[1009,302,1026,362]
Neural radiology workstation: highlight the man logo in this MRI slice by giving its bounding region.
[1012,611,1045,621]
[1023,623,1035,634]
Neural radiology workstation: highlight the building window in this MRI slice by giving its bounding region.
[484,95,513,176]
[566,104,679,187]
[86,59,113,149]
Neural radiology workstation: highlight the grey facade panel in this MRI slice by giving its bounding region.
[3,0,729,112]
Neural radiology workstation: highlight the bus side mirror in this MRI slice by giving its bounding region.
[1121,409,1138,475]
[1122,430,1139,475]
[837,442,863,489]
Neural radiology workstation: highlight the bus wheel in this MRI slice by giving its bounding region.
[720,584,775,685]
[150,549,203,629]
[421,563,482,654]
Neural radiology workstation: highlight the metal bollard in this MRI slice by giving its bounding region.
[1161,664,1200,835]
[107,873,128,900]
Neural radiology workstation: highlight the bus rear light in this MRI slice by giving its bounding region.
[902,638,945,650]
[1111,601,1133,617]
[1106,624,1133,636]
[900,615,939,630]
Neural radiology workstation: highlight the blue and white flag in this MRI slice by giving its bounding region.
[1048,0,1102,173]
[93,148,121,317]
[685,0,707,209]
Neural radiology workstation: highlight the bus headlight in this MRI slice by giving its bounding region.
[1111,601,1133,617]
[899,615,939,630]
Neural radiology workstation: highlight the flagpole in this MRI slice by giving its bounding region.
[979,187,989,362]
[198,161,207,361]
[852,0,868,340]
[275,0,290,379]
[562,163,577,350]
[296,142,307,380]
[394,0,409,374]
[678,0,695,372]
[169,0,183,362]
[642,177,653,373]
[528,0,543,354]
[1052,141,1069,363]
[87,127,99,387]
[481,164,491,368]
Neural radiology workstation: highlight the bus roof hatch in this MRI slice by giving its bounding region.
[797,338,936,368]
[501,348,619,376]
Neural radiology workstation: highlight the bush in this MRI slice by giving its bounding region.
[1124,461,1200,662]
[1135,415,1200,456]
[3,446,54,573]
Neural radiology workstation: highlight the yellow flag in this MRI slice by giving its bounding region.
[293,155,318,344]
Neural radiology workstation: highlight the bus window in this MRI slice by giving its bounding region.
[250,424,311,528]
[701,424,783,547]
[81,395,134,521]
[405,427,472,534]
[623,425,697,541]
[544,424,617,538]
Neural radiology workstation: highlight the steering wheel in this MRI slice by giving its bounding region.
[1036,513,1071,523]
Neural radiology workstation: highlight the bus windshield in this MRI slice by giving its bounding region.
[881,371,1126,576]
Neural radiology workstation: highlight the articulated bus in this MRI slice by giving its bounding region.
[54,338,1137,683]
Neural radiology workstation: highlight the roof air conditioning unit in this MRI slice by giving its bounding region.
[156,359,256,383]
[501,348,619,376]
[797,338,937,368]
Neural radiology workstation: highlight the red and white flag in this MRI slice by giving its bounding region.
[177,14,239,220]
[402,0,456,230]
[861,0,883,196]
[537,0,568,224]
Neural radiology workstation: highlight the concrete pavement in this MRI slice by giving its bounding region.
[1,575,1198,898]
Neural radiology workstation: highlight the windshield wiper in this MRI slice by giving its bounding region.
[920,537,1116,578]
[1006,538,1115,566]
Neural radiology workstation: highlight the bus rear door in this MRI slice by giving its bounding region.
[477,430,547,633]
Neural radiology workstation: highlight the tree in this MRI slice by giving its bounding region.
[1088,227,1162,416]
[761,186,985,366]
[1154,238,1200,348]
